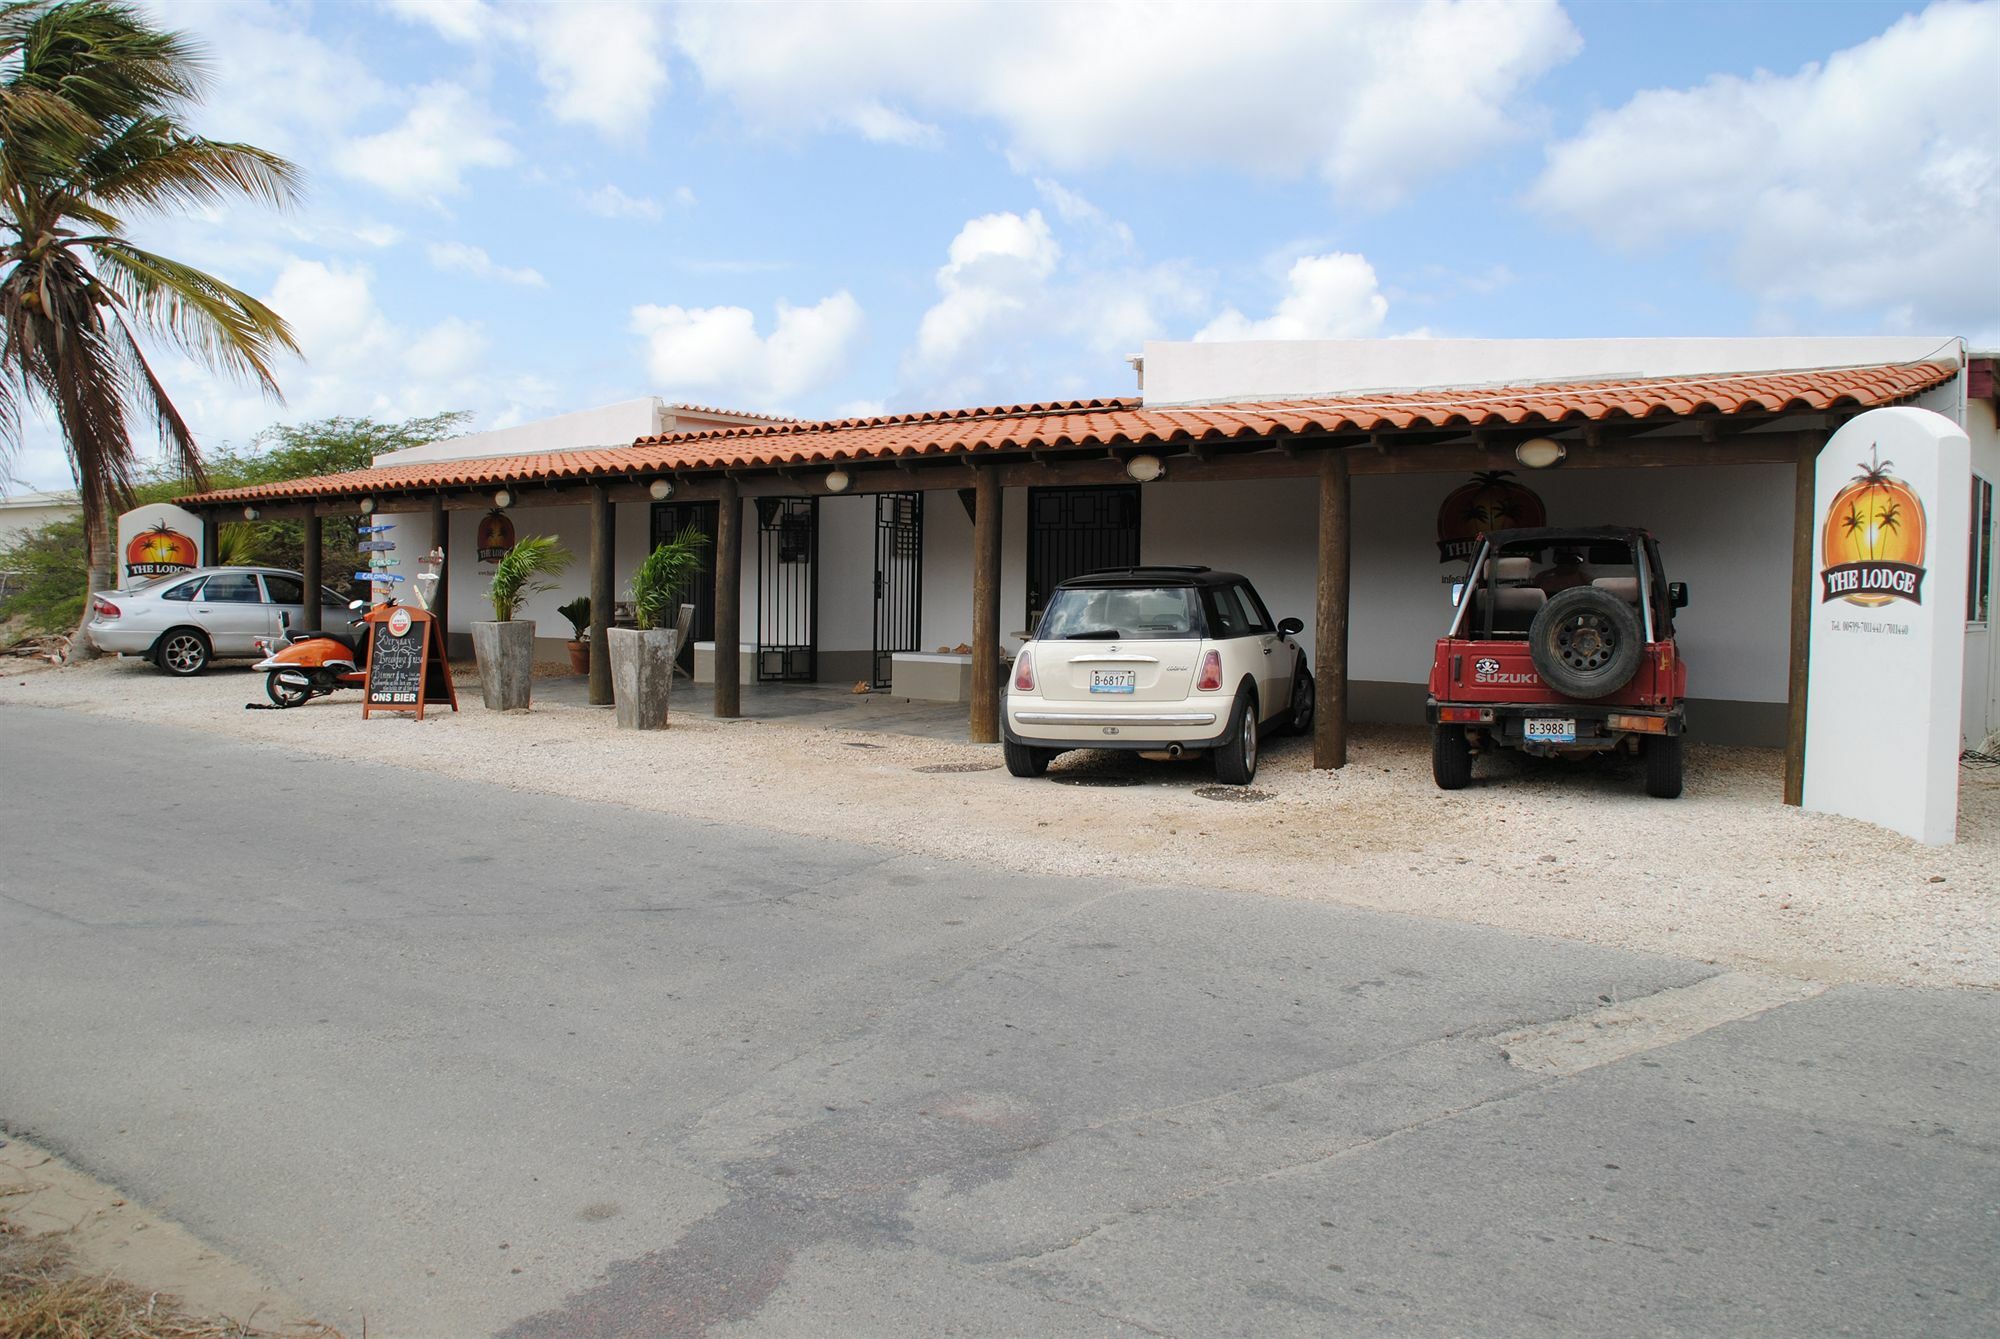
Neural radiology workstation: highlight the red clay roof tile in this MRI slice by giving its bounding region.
[181,361,1959,506]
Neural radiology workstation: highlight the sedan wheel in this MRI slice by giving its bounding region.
[156,630,210,676]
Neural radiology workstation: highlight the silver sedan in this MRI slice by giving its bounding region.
[86,566,351,675]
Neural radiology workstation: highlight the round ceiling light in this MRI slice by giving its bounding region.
[1125,453,1165,483]
[1515,437,1566,469]
[649,478,675,500]
[825,469,852,494]
[493,488,514,508]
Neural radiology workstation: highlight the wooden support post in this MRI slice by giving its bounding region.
[429,495,450,634]
[300,509,322,617]
[1783,437,1819,806]
[589,484,614,707]
[970,467,1002,743]
[1314,449,1351,770]
[714,477,742,718]
[201,510,220,566]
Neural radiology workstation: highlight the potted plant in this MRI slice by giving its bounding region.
[473,535,571,711]
[558,596,591,675]
[607,523,707,729]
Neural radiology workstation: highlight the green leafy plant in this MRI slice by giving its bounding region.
[486,535,572,622]
[629,524,709,632]
[557,595,591,641]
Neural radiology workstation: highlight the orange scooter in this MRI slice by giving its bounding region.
[252,600,373,707]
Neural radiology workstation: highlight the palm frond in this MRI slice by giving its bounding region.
[630,523,709,632]
[78,120,301,212]
[90,239,297,391]
[487,535,573,623]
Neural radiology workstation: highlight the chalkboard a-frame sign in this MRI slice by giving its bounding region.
[362,605,458,719]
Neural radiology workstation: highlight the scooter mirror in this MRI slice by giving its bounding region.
[348,599,366,611]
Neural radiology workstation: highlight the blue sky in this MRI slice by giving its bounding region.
[9,0,1999,492]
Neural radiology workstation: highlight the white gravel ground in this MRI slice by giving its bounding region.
[5,656,1994,989]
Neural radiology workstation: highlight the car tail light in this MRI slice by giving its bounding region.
[1195,649,1222,692]
[91,597,119,620]
[1012,648,1037,693]
[1609,713,1669,734]
[1438,706,1492,724]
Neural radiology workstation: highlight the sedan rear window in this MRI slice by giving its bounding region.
[1040,586,1204,640]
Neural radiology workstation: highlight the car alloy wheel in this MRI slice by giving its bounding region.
[158,631,209,675]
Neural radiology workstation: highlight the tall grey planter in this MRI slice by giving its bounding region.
[471,619,535,712]
[608,626,676,729]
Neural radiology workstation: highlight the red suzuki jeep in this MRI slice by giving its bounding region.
[1426,526,1690,798]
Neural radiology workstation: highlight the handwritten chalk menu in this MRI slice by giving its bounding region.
[362,605,458,719]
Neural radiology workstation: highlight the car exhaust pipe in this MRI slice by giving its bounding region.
[1167,743,1183,758]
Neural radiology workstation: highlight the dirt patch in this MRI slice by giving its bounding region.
[0,1134,334,1335]
[4,657,1996,988]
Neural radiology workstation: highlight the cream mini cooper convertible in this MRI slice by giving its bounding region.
[1003,566,1314,784]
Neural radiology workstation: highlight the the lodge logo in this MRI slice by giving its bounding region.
[1437,470,1546,563]
[1820,447,1927,607]
[476,509,515,565]
[124,523,198,577]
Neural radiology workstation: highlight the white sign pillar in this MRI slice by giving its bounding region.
[115,502,206,587]
[1802,407,1969,844]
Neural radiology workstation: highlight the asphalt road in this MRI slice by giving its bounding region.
[1,705,1994,1338]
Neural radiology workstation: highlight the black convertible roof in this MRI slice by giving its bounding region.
[1060,565,1245,589]
[1480,526,1654,547]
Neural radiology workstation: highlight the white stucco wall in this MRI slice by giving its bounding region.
[0,490,80,548]
[1963,396,1999,746]
[1141,336,1962,405]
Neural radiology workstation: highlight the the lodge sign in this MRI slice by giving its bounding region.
[1819,446,1927,606]
[1436,470,1546,563]
[476,509,515,565]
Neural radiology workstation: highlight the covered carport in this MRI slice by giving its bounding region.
[178,357,1967,803]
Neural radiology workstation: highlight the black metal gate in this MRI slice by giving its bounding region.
[1026,485,1140,630]
[872,493,923,688]
[649,500,717,672]
[755,497,818,682]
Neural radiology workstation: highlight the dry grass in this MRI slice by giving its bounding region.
[0,1220,339,1339]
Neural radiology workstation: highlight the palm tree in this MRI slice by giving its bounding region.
[0,0,300,653]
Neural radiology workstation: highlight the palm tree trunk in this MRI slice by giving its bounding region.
[66,482,115,661]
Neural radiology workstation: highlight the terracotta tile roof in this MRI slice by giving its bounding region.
[666,402,797,422]
[182,360,1958,506]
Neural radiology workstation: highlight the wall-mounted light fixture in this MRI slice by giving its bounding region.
[649,478,675,500]
[357,497,375,514]
[1125,453,1165,483]
[493,488,514,508]
[242,505,260,521]
[1514,437,1566,469]
[825,469,852,494]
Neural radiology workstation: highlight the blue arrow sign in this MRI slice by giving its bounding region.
[356,523,395,534]
[357,540,396,552]
[355,571,405,583]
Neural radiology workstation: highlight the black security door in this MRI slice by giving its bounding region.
[756,497,818,682]
[872,492,924,688]
[1026,485,1140,631]
[649,500,717,673]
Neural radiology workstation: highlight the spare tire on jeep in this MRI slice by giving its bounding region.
[1527,586,1643,699]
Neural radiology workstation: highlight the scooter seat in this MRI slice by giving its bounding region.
[293,630,358,655]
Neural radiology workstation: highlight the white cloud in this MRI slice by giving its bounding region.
[672,0,1578,202]
[426,241,547,287]
[1196,253,1391,342]
[914,210,1062,369]
[1530,1,2000,332]
[583,184,666,221]
[379,0,670,138]
[905,206,1203,405]
[630,292,865,408]
[335,82,515,199]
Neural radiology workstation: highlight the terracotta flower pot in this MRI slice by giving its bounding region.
[566,639,590,675]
